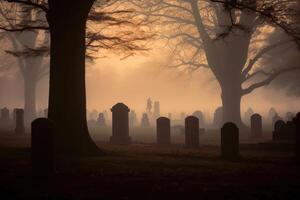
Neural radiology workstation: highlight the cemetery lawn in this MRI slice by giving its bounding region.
[0,133,299,199]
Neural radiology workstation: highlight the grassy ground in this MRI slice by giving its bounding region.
[0,128,299,200]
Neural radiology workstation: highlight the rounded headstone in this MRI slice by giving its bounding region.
[185,116,199,148]
[14,109,25,135]
[250,113,262,138]
[31,118,55,177]
[221,122,239,160]
[156,117,171,145]
[110,103,131,144]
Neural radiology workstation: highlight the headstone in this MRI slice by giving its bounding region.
[286,112,295,121]
[97,113,106,126]
[31,118,55,177]
[272,114,282,127]
[293,113,300,162]
[193,110,205,127]
[103,110,109,122]
[244,108,254,125]
[156,117,171,145]
[180,112,186,121]
[129,110,137,127]
[282,121,296,140]
[141,113,150,127]
[268,107,277,121]
[110,103,131,144]
[1,107,10,123]
[272,120,285,141]
[44,108,48,118]
[250,113,262,138]
[185,116,199,148]
[213,107,223,128]
[89,109,98,121]
[14,109,25,134]
[221,122,239,160]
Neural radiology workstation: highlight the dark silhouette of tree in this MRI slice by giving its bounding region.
[132,0,300,128]
[1,0,151,155]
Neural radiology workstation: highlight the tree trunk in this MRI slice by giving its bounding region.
[47,0,99,155]
[24,75,37,126]
[220,81,245,129]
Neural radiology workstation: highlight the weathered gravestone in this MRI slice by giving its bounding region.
[97,113,106,126]
[293,113,300,162]
[273,120,285,141]
[251,113,262,138]
[221,122,239,160]
[110,103,131,144]
[156,117,171,145]
[14,109,25,134]
[185,116,199,148]
[141,113,150,127]
[31,118,55,177]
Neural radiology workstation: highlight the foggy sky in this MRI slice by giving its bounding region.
[0,41,300,122]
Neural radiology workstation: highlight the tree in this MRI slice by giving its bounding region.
[0,3,49,125]
[1,0,151,155]
[132,0,300,128]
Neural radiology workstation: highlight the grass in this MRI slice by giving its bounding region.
[0,128,299,199]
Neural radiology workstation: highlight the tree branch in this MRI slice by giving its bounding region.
[242,66,300,95]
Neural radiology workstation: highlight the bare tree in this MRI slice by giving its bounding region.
[1,0,151,155]
[0,3,49,125]
[132,0,300,128]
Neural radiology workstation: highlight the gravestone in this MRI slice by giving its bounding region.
[180,112,186,121]
[268,107,277,121]
[213,107,223,128]
[193,110,205,127]
[272,114,282,127]
[129,110,137,127]
[293,113,300,162]
[221,122,239,160]
[272,120,285,141]
[156,117,171,145]
[110,103,131,144]
[251,113,262,138]
[285,121,296,140]
[185,116,199,148]
[14,109,25,135]
[31,118,55,177]
[141,113,150,127]
[1,107,10,123]
[97,113,106,126]
[244,108,254,125]
[286,112,294,121]
[44,108,48,118]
